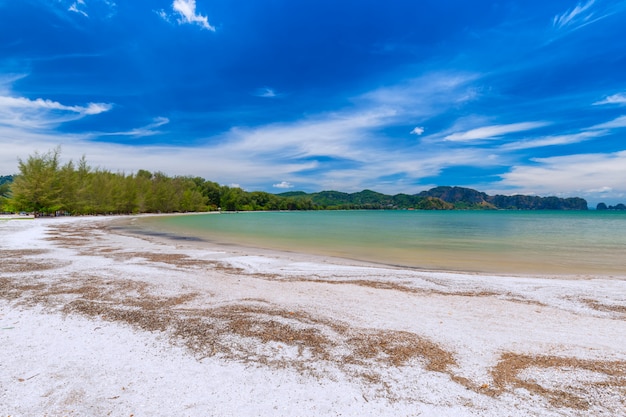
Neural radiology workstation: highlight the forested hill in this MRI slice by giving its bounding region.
[278,186,588,210]
[0,175,12,200]
[0,175,12,187]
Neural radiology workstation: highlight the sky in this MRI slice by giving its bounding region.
[1,0,626,205]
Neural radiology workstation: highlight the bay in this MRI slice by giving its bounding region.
[132,210,626,276]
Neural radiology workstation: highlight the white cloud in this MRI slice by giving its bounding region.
[497,151,626,198]
[253,87,281,98]
[0,73,28,89]
[95,117,169,138]
[444,122,547,142]
[593,93,626,106]
[156,9,171,23]
[553,0,596,29]
[551,0,624,34]
[66,1,117,19]
[501,130,606,150]
[0,95,112,128]
[83,102,112,115]
[172,0,215,31]
[219,107,398,162]
[359,72,479,112]
[410,126,425,135]
[588,186,613,193]
[0,96,110,115]
[273,181,294,189]
[588,115,626,130]
[498,113,626,152]
[68,1,88,17]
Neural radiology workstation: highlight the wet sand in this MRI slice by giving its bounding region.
[1,215,625,416]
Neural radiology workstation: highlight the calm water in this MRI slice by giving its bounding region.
[132,211,626,276]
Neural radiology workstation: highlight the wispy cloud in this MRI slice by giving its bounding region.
[254,87,280,98]
[68,0,88,17]
[207,107,507,193]
[220,108,397,160]
[0,96,110,115]
[95,117,169,138]
[358,72,479,112]
[0,95,112,128]
[171,0,215,31]
[588,115,626,130]
[497,151,626,198]
[553,0,596,29]
[444,122,547,142]
[551,0,623,32]
[156,9,171,23]
[593,93,626,106]
[499,112,626,152]
[0,73,29,89]
[65,0,117,19]
[501,130,607,150]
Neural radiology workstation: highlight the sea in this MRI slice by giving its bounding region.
[129,210,626,276]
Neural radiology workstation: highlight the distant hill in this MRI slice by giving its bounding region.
[421,186,588,210]
[0,175,12,209]
[596,202,626,211]
[278,186,588,210]
[0,175,13,186]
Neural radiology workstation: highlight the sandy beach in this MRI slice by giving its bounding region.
[1,215,625,417]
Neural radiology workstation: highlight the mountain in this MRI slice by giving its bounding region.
[278,186,588,210]
[421,186,588,210]
[596,202,626,211]
[418,186,494,209]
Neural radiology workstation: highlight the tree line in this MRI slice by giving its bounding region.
[0,149,314,215]
[1,149,595,216]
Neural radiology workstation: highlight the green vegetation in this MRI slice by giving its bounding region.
[1,149,313,215]
[1,150,591,216]
[0,175,12,213]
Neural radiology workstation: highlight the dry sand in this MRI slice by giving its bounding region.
[1,215,625,416]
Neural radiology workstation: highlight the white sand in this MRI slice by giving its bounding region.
[1,216,625,416]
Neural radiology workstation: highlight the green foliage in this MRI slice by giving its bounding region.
[415,197,454,210]
[0,175,13,212]
[4,149,318,215]
[10,148,63,215]
[6,149,209,215]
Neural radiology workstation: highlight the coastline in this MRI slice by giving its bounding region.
[1,215,625,416]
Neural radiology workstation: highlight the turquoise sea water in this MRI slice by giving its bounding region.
[132,211,626,276]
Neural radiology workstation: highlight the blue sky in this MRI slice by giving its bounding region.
[1,0,626,204]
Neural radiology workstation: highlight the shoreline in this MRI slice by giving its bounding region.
[1,216,625,416]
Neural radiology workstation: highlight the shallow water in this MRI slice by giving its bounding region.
[133,211,626,276]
